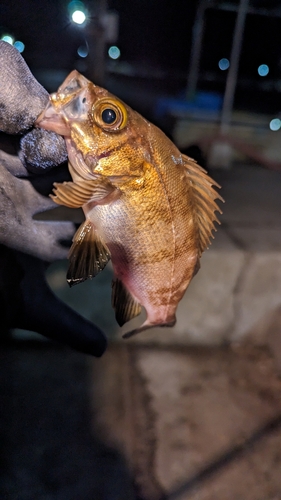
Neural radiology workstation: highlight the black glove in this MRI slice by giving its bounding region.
[0,41,107,356]
[0,246,106,357]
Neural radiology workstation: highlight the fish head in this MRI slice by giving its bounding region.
[36,70,150,180]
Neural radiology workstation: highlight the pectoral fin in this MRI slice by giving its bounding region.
[51,177,118,208]
[67,220,111,286]
[111,278,142,327]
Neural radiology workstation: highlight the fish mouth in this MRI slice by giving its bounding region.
[36,101,71,136]
[36,70,91,136]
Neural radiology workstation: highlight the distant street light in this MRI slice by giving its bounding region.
[258,64,269,77]
[218,58,230,71]
[14,41,25,53]
[108,45,120,60]
[1,35,14,45]
[269,118,281,131]
[0,35,25,53]
[68,1,87,25]
[72,10,86,25]
[77,45,88,58]
[68,0,118,86]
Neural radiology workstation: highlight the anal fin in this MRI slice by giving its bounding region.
[112,278,142,327]
[67,220,110,286]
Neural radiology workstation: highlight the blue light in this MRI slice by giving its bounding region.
[269,118,281,131]
[68,0,85,12]
[14,40,25,53]
[1,35,14,45]
[108,46,121,60]
[258,64,269,77]
[218,58,230,71]
[77,45,88,58]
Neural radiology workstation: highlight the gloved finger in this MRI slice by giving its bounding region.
[0,161,75,261]
[0,41,67,170]
[0,41,49,134]
[17,220,75,261]
[20,128,68,173]
[0,149,27,177]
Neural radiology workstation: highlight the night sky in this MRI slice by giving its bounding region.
[1,0,281,112]
[0,0,197,72]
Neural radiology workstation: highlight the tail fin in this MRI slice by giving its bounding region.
[122,317,176,339]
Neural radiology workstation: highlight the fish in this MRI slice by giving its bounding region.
[36,70,223,338]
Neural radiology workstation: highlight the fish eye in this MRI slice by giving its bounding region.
[92,98,128,131]
[102,108,117,124]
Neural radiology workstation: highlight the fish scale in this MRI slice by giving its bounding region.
[36,70,223,338]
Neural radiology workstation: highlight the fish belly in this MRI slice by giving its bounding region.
[88,170,198,327]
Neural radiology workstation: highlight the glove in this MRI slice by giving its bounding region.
[0,245,106,357]
[0,40,67,171]
[0,41,107,356]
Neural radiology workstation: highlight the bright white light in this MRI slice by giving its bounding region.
[77,45,88,58]
[258,64,269,77]
[108,46,120,60]
[218,58,230,71]
[14,40,25,53]
[72,10,86,24]
[1,35,14,45]
[269,118,281,131]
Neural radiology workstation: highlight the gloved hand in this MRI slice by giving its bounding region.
[0,40,67,169]
[0,41,107,356]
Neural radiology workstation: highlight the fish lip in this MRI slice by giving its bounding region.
[36,101,71,136]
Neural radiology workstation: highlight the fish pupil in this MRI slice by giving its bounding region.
[102,108,117,124]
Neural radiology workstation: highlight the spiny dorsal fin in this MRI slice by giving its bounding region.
[51,177,117,208]
[112,278,142,327]
[182,155,224,255]
[67,220,111,286]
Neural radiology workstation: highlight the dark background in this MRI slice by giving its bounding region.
[1,0,281,116]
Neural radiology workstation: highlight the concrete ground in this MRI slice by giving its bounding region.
[3,161,281,499]
[90,343,281,500]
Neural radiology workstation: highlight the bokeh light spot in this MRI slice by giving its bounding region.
[1,35,14,45]
[269,118,281,131]
[72,10,86,24]
[258,64,269,77]
[77,45,88,58]
[108,46,121,60]
[14,41,25,53]
[218,58,230,71]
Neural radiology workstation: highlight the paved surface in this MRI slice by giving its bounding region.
[91,343,281,500]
